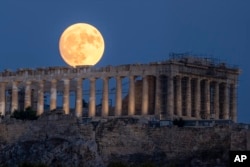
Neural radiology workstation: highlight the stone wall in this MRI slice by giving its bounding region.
[0,115,249,166]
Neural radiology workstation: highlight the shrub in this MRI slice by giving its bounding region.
[173,118,184,127]
[11,107,38,120]
[107,162,127,167]
[19,162,48,167]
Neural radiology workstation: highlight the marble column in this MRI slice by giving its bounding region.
[186,77,191,117]
[194,78,201,119]
[11,81,18,113]
[204,80,210,119]
[75,78,83,118]
[24,81,31,109]
[141,76,149,115]
[102,77,109,117]
[223,83,229,119]
[231,84,237,122]
[154,76,161,117]
[176,76,182,117]
[88,78,96,117]
[0,83,6,116]
[63,79,70,114]
[128,76,135,116]
[214,82,219,119]
[37,80,44,116]
[167,76,174,119]
[115,76,122,116]
[50,79,57,111]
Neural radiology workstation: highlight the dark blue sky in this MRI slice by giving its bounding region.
[0,0,249,122]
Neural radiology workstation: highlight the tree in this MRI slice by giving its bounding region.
[11,107,38,120]
[173,118,184,127]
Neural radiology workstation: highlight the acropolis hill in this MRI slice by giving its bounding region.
[0,54,244,167]
[0,113,250,166]
[0,53,240,122]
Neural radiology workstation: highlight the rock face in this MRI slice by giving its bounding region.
[0,114,103,167]
[0,114,249,167]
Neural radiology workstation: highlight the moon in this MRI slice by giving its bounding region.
[59,23,105,67]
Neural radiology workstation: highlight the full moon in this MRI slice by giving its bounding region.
[59,23,105,67]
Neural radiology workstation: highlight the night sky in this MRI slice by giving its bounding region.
[0,1,249,123]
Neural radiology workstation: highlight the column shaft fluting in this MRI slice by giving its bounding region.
[115,76,122,116]
[24,81,31,109]
[214,82,219,119]
[0,83,6,116]
[223,83,229,119]
[50,79,57,111]
[176,76,182,117]
[128,76,135,115]
[102,77,109,117]
[75,78,83,118]
[231,84,237,122]
[154,76,161,117]
[194,78,200,119]
[204,80,210,119]
[167,76,174,119]
[63,79,70,114]
[88,78,96,117]
[142,76,149,115]
[186,77,191,117]
[37,81,44,116]
[11,81,18,112]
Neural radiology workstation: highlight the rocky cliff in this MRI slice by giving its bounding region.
[0,113,249,167]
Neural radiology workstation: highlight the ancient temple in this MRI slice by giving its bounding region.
[0,54,240,122]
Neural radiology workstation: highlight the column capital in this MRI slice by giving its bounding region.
[63,78,70,81]
[38,80,45,84]
[175,75,182,79]
[0,82,6,86]
[101,76,110,80]
[51,79,57,83]
[89,77,96,82]
[25,80,32,84]
[75,77,83,80]
[12,81,19,86]
[115,75,124,80]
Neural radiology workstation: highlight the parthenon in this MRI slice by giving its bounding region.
[0,54,240,122]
